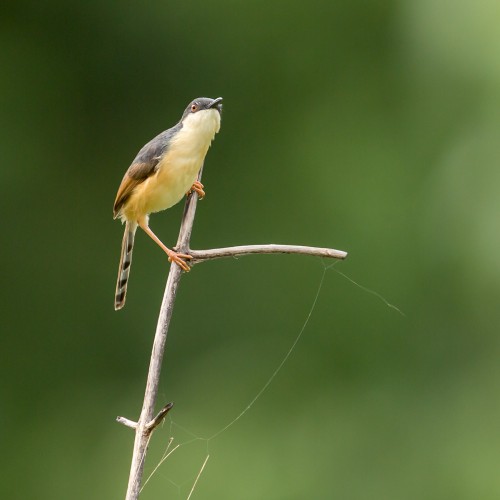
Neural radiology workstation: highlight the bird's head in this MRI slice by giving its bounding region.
[181,97,223,134]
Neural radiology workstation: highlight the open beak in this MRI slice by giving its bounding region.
[209,97,223,110]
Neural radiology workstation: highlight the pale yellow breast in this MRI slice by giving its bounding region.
[145,147,206,213]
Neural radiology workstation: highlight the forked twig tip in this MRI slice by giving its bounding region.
[145,402,175,434]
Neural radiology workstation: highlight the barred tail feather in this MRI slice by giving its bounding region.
[115,222,137,310]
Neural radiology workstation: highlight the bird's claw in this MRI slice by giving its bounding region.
[187,181,205,200]
[167,250,192,272]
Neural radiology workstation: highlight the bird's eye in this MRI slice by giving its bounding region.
[191,103,198,112]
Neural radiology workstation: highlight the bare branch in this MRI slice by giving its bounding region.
[123,168,204,500]
[120,167,349,499]
[190,244,347,263]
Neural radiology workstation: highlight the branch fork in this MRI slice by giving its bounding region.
[117,402,174,434]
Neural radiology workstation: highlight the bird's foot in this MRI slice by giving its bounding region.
[187,181,205,200]
[167,249,192,272]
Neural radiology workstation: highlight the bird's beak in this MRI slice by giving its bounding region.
[209,97,223,109]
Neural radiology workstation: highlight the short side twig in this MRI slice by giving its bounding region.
[116,417,138,429]
[145,402,174,433]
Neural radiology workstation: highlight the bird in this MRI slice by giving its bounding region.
[113,96,223,310]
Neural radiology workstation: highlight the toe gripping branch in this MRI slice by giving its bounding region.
[187,181,205,200]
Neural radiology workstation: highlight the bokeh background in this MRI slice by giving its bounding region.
[2,1,500,498]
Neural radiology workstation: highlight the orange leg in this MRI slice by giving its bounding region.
[187,181,205,200]
[137,220,192,272]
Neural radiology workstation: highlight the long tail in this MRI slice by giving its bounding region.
[115,222,137,310]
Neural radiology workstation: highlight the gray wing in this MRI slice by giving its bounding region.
[113,122,182,217]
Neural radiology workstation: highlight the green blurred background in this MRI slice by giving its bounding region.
[2,1,500,498]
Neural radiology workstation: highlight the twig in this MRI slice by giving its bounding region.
[186,455,210,500]
[140,438,179,493]
[189,244,347,263]
[117,417,138,429]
